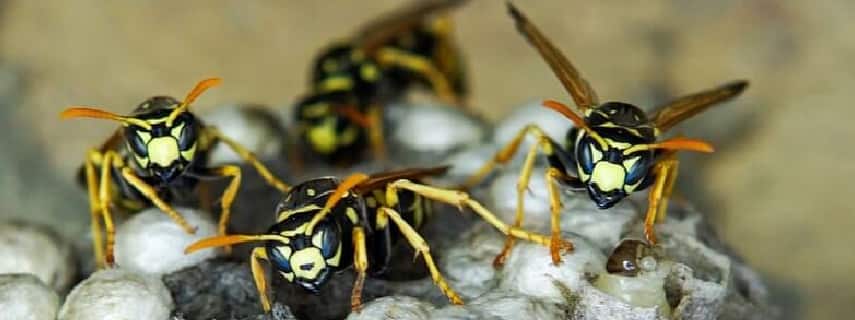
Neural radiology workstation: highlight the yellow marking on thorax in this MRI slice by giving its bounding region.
[361,64,379,82]
[591,162,626,192]
[301,103,330,119]
[319,76,353,92]
[147,137,180,166]
[307,118,338,154]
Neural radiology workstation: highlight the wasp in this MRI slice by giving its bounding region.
[186,166,560,312]
[461,3,749,266]
[61,78,290,268]
[294,0,469,163]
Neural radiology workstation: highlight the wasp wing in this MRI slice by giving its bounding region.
[507,2,598,111]
[651,80,749,132]
[356,0,468,54]
[354,166,451,194]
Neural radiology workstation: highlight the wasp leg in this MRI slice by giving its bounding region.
[197,180,214,213]
[207,165,242,253]
[387,179,565,249]
[250,247,273,312]
[305,173,370,234]
[644,152,679,245]
[377,207,463,305]
[459,125,566,266]
[85,150,106,268]
[207,127,290,192]
[545,167,576,265]
[97,151,120,266]
[121,167,196,235]
[367,105,387,161]
[375,47,460,105]
[350,226,369,313]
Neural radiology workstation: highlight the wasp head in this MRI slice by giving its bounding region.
[573,102,657,209]
[266,178,349,292]
[124,96,200,183]
[60,78,221,184]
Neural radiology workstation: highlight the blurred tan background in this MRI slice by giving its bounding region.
[0,1,852,319]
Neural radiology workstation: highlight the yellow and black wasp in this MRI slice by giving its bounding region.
[186,166,561,312]
[294,0,469,163]
[61,78,290,267]
[462,3,749,266]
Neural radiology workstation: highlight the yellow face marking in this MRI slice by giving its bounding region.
[590,145,604,162]
[345,207,359,224]
[307,118,338,154]
[180,143,197,161]
[591,162,626,192]
[137,131,152,143]
[622,156,640,172]
[147,137,180,167]
[624,177,645,193]
[277,245,292,259]
[326,242,342,267]
[604,138,632,150]
[312,231,324,248]
[279,223,308,237]
[360,64,379,82]
[277,204,323,222]
[291,248,326,280]
[280,271,295,282]
[170,122,185,139]
[306,188,316,197]
[319,76,353,92]
[134,153,150,168]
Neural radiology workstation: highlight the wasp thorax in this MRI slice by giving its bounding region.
[124,98,199,183]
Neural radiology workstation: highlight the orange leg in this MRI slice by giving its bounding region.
[643,153,679,245]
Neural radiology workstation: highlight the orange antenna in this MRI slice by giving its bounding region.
[542,99,607,148]
[184,234,287,254]
[625,137,715,154]
[167,77,222,126]
[60,107,152,130]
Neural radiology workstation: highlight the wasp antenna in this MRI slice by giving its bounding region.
[61,107,152,129]
[724,80,749,94]
[542,100,586,128]
[649,137,715,153]
[184,234,281,254]
[168,77,222,126]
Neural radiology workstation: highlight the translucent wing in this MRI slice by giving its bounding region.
[354,166,451,194]
[651,80,748,132]
[356,0,468,54]
[507,2,598,111]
